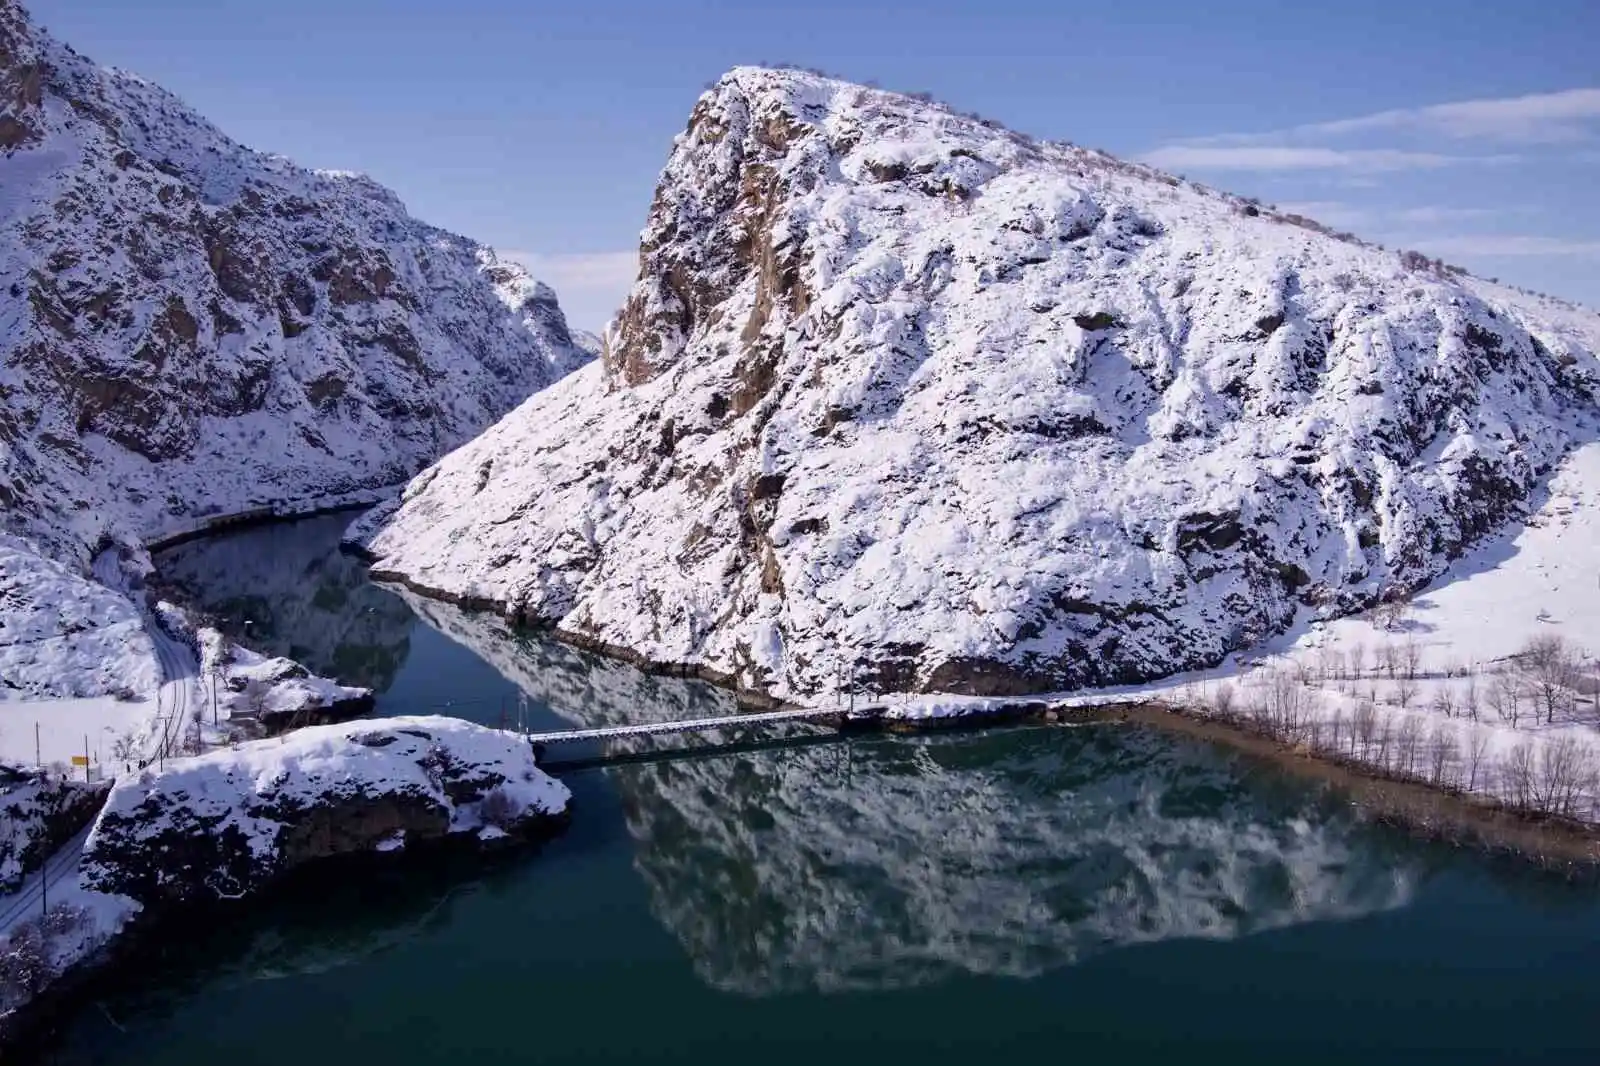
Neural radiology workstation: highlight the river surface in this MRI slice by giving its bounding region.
[41,514,1600,1063]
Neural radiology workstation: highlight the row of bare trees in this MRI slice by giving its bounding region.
[1196,668,1600,822]
[1293,635,1598,729]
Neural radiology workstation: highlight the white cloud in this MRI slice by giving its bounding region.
[1288,87,1600,144]
[1390,206,1502,225]
[1140,145,1489,172]
[1396,235,1600,258]
[504,250,637,332]
[1185,87,1600,148]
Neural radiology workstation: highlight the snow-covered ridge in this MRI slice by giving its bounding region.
[0,0,591,702]
[361,65,1600,704]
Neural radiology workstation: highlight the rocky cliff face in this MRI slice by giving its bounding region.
[0,0,588,697]
[361,66,1600,702]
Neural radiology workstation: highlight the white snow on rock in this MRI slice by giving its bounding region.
[361,66,1600,705]
[0,0,587,724]
[0,535,158,702]
[80,716,570,905]
[194,626,370,729]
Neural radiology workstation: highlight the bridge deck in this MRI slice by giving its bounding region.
[525,705,848,745]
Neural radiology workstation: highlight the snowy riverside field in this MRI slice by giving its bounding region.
[891,440,1600,823]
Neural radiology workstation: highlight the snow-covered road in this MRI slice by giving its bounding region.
[146,621,195,764]
[0,824,91,936]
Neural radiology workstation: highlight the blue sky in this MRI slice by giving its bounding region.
[27,0,1600,330]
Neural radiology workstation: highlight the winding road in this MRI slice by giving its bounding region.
[1,554,197,934]
[147,621,194,764]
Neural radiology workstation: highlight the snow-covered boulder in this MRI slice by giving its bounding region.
[80,717,570,906]
[360,66,1600,702]
[0,0,591,699]
[195,628,374,732]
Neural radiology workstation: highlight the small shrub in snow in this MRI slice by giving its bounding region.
[38,902,90,938]
[478,787,522,830]
[0,923,50,1000]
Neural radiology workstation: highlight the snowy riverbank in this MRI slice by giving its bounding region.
[1,716,569,1042]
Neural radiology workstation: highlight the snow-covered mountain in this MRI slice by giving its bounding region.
[0,0,589,698]
[361,66,1600,704]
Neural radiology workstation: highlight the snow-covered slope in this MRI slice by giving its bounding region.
[0,0,589,700]
[362,66,1600,703]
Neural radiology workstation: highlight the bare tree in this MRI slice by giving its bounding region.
[1395,673,1419,711]
[110,733,137,773]
[1376,585,1414,627]
[1395,715,1424,777]
[1461,675,1480,723]
[186,706,204,755]
[1534,736,1597,818]
[1328,706,1347,755]
[1464,724,1491,792]
[1429,687,1455,720]
[243,678,272,719]
[1372,717,1394,772]
[1488,668,1522,728]
[1211,683,1237,720]
[1377,642,1398,680]
[1503,742,1537,809]
[1315,644,1340,685]
[1349,641,1367,680]
[1353,699,1378,758]
[1519,635,1581,725]
[1427,724,1460,789]
[1401,639,1423,681]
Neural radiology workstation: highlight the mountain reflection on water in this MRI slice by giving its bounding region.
[155,513,416,691]
[398,593,1418,993]
[155,522,1418,993]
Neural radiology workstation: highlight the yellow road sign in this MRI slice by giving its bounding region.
[70,755,90,766]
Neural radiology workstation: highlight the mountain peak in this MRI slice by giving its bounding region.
[364,65,1600,702]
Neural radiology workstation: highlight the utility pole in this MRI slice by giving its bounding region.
[35,722,40,768]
